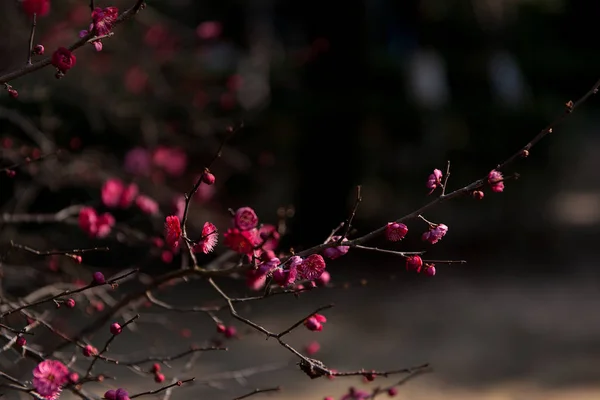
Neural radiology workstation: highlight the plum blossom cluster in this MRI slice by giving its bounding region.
[79,7,119,52]
[32,359,69,400]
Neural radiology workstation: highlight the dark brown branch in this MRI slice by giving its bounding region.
[119,346,227,366]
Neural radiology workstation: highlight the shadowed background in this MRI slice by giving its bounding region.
[2,0,600,399]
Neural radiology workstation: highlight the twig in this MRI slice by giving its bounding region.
[85,315,140,377]
[340,185,362,240]
[0,0,146,84]
[0,268,138,317]
[129,378,195,399]
[232,387,281,400]
[26,14,37,65]
[10,241,109,257]
[353,245,425,257]
[180,124,240,267]
[440,160,451,196]
[367,364,433,399]
[120,346,227,366]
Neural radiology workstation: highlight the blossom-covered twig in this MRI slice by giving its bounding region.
[0,0,146,85]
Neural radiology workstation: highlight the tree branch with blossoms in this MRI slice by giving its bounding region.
[1,1,600,399]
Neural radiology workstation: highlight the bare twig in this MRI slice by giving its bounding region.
[232,386,281,400]
[26,14,37,65]
[129,378,195,398]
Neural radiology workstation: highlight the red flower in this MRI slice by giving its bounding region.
[164,215,182,249]
[51,47,76,73]
[234,207,258,231]
[297,254,326,281]
[193,222,218,254]
[223,228,258,255]
[22,0,50,17]
[91,7,118,36]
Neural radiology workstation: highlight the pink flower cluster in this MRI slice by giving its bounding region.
[426,168,443,194]
[101,178,159,215]
[78,207,115,238]
[123,146,189,179]
[104,388,130,400]
[79,6,119,51]
[304,313,327,332]
[222,207,280,260]
[422,223,448,244]
[405,255,436,276]
[32,359,69,399]
[163,215,218,254]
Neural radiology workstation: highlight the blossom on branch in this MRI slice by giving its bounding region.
[488,169,505,192]
[322,235,349,259]
[234,206,258,231]
[22,0,50,17]
[385,222,408,242]
[426,168,443,194]
[164,215,182,249]
[51,47,76,74]
[422,223,448,244]
[193,222,218,254]
[297,254,327,281]
[32,360,69,400]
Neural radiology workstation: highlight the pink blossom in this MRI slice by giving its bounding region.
[322,235,349,259]
[406,255,423,273]
[22,0,50,17]
[315,271,331,286]
[304,341,320,355]
[164,215,182,249]
[422,224,448,244]
[426,168,443,194]
[193,222,218,254]
[304,313,327,332]
[172,195,185,220]
[385,222,408,242]
[258,224,280,251]
[51,47,76,73]
[234,207,259,231]
[124,147,151,176]
[341,387,371,400]
[135,195,159,215]
[297,254,327,281]
[223,228,258,255]
[152,146,187,177]
[273,256,301,287]
[78,207,98,236]
[488,169,505,192]
[32,360,69,399]
[196,21,222,39]
[101,179,138,208]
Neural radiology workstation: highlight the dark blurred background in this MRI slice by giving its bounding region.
[2,0,600,399]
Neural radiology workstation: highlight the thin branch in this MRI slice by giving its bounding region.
[232,387,281,400]
[340,185,362,240]
[353,245,425,257]
[26,14,37,65]
[180,124,240,267]
[0,268,138,317]
[85,315,140,377]
[440,160,451,196]
[119,346,227,366]
[10,241,109,257]
[129,378,195,399]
